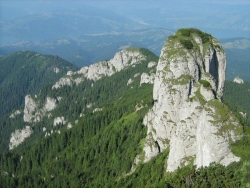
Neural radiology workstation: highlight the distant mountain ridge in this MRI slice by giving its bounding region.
[221,38,250,49]
[221,38,250,81]
[0,6,145,44]
[0,28,174,67]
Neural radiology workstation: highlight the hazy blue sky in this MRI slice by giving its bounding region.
[0,0,250,40]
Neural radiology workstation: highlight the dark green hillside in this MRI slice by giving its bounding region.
[0,51,78,117]
[0,48,249,187]
[223,81,250,128]
[0,48,158,187]
[0,51,78,152]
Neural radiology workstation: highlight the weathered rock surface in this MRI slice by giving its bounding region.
[53,116,66,126]
[44,97,57,111]
[137,29,242,172]
[23,96,58,123]
[9,126,33,150]
[9,110,21,119]
[233,76,244,84]
[53,67,60,74]
[140,73,155,85]
[52,49,147,89]
[23,95,37,122]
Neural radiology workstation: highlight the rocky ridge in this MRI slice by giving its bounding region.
[23,48,152,124]
[52,49,147,89]
[9,48,157,150]
[135,29,243,172]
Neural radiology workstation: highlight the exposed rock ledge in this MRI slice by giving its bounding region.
[52,49,148,89]
[233,76,244,84]
[9,110,21,119]
[140,73,155,85]
[9,126,33,150]
[23,95,58,123]
[53,116,66,126]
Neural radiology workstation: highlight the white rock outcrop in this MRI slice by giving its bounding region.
[140,73,155,85]
[67,123,72,129]
[93,108,103,113]
[23,96,58,123]
[53,116,66,126]
[137,29,242,172]
[233,76,244,84]
[52,49,147,89]
[9,126,33,150]
[52,77,72,89]
[23,95,37,122]
[127,78,133,85]
[148,61,157,68]
[53,67,60,74]
[44,97,57,111]
[80,49,145,80]
[9,110,21,119]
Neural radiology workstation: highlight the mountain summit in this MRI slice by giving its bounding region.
[136,28,243,172]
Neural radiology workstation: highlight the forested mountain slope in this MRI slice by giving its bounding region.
[0,48,160,187]
[0,48,157,152]
[0,51,78,117]
[223,81,250,128]
[0,51,78,152]
[0,30,249,187]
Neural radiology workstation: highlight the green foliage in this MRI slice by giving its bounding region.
[0,51,78,152]
[173,74,192,85]
[208,99,231,122]
[117,150,168,187]
[118,153,248,187]
[174,28,212,50]
[199,79,211,88]
[179,28,192,37]
[179,28,211,43]
[0,47,249,187]
[166,162,245,187]
[223,81,250,128]
[0,83,153,187]
[0,48,159,187]
[231,134,250,161]
[0,51,77,117]
[180,39,194,49]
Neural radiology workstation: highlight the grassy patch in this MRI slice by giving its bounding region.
[173,74,192,85]
[207,99,229,122]
[180,39,194,49]
[231,135,250,161]
[195,88,207,105]
[199,79,211,88]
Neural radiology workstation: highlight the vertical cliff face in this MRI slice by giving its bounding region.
[139,29,242,172]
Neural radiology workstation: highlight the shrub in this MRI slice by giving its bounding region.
[180,39,193,49]
[179,28,211,43]
[199,80,211,88]
[179,28,191,37]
